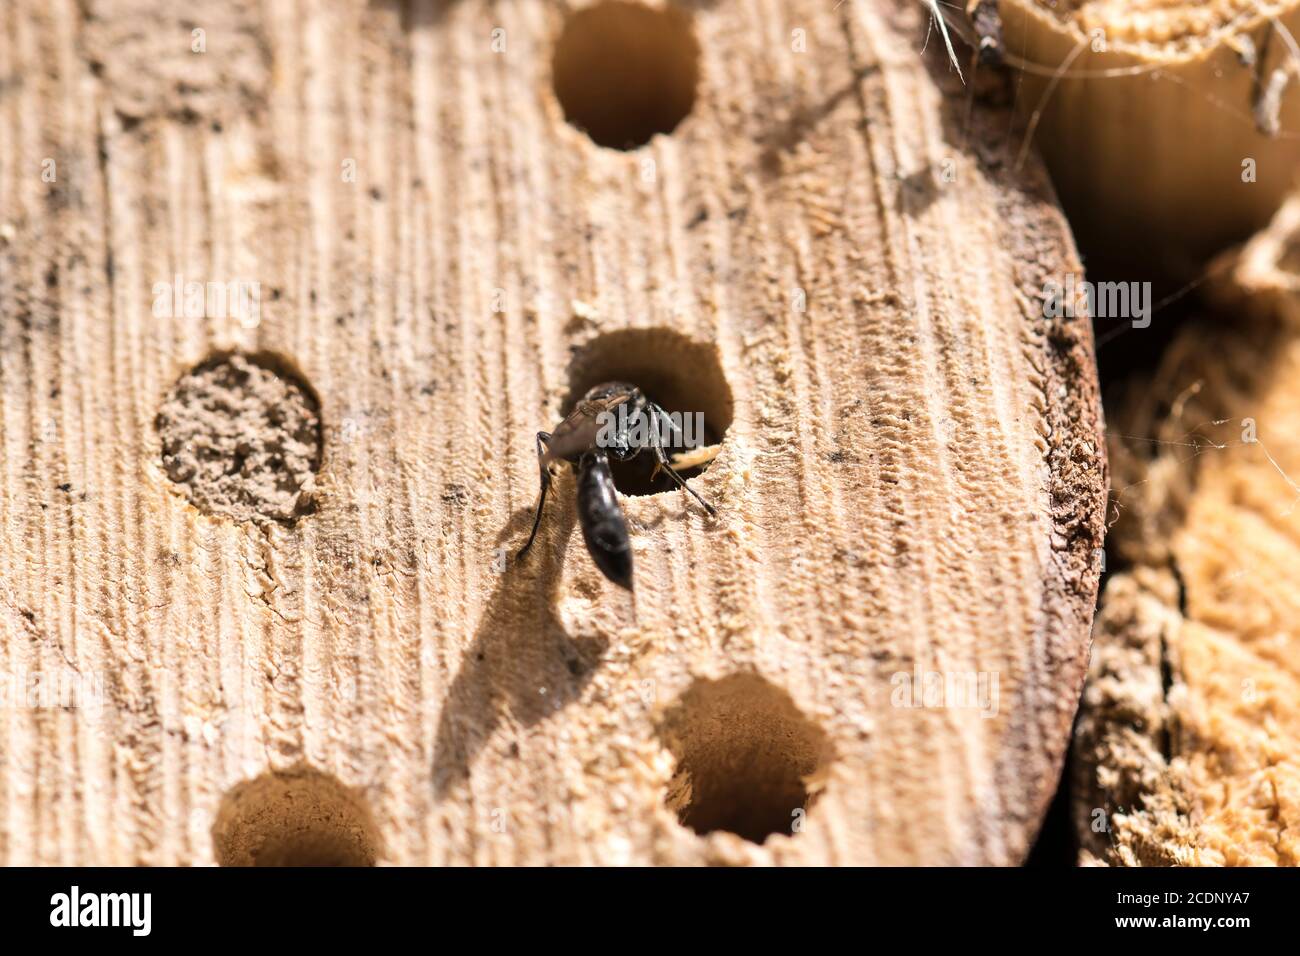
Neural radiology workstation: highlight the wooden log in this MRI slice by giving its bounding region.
[1074,195,1300,866]
[0,0,1105,865]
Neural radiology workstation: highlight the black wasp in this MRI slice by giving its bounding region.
[516,382,717,590]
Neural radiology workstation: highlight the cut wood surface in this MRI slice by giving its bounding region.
[0,0,1105,865]
[1074,196,1300,866]
[999,0,1300,274]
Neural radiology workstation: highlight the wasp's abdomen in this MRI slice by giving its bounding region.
[576,451,633,589]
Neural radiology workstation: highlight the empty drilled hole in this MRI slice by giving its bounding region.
[563,328,732,498]
[552,1,700,150]
[156,352,322,524]
[659,674,833,844]
[212,767,379,867]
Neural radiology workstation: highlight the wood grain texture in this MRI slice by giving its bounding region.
[1074,196,1300,867]
[0,0,1105,865]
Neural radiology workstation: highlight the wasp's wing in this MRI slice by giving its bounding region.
[546,392,634,462]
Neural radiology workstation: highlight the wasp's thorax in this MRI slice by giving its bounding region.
[540,382,643,469]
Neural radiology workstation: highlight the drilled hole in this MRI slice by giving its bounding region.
[156,352,322,524]
[212,767,379,867]
[659,674,833,844]
[562,328,732,498]
[552,1,700,150]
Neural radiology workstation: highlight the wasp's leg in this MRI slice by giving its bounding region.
[643,400,684,481]
[646,407,717,516]
[653,401,687,449]
[517,431,553,559]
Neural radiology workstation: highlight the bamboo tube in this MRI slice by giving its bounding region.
[999,0,1300,274]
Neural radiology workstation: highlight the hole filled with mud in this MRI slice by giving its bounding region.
[156,352,322,524]
[659,673,833,844]
[551,1,700,150]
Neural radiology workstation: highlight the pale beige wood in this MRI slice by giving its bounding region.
[0,0,1105,865]
[1074,196,1300,866]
